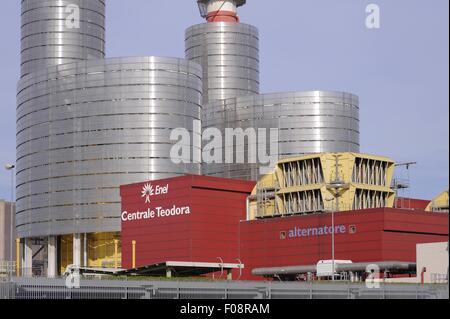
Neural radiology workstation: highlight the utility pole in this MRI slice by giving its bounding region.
[332,203,335,281]
[5,164,15,268]
[326,155,349,281]
[392,162,417,209]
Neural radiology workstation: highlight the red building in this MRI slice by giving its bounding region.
[120,175,449,280]
[240,209,448,280]
[120,175,255,270]
[394,197,431,210]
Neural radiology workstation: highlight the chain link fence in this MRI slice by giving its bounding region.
[0,277,448,299]
[0,261,16,277]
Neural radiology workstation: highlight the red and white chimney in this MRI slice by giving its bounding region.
[197,0,246,23]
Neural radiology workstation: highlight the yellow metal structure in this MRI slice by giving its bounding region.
[59,235,73,274]
[114,239,119,269]
[59,232,122,274]
[249,152,396,219]
[248,173,278,220]
[132,240,136,269]
[16,238,20,276]
[426,190,449,212]
[88,232,122,268]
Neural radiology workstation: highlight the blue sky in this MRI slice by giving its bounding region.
[0,0,448,200]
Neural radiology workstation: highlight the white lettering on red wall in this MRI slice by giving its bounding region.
[287,225,347,239]
[122,205,191,222]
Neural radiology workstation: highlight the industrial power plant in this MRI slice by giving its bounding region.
[0,0,447,300]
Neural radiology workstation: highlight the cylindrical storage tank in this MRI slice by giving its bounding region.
[16,57,202,238]
[21,0,106,77]
[202,91,360,180]
[185,22,259,104]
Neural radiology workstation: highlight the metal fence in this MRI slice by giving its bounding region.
[0,277,448,299]
[0,261,16,276]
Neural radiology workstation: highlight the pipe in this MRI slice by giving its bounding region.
[252,261,416,277]
[15,238,20,276]
[132,240,136,269]
[114,240,119,269]
[246,197,250,220]
[83,233,88,267]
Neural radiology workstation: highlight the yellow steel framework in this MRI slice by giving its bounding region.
[249,152,396,219]
[59,232,122,274]
[426,190,449,212]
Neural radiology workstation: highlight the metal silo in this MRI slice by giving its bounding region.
[202,91,360,180]
[17,1,203,274]
[20,0,106,77]
[186,1,259,104]
[16,57,202,238]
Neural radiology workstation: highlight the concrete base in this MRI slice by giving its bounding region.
[23,238,32,277]
[47,236,57,278]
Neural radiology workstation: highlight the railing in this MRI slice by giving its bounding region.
[17,266,47,278]
[0,261,16,276]
[430,274,448,284]
[0,277,448,300]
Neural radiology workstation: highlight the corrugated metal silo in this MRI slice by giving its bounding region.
[16,57,202,238]
[185,20,259,104]
[20,0,106,77]
[202,91,360,180]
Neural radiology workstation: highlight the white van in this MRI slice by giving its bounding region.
[316,260,353,278]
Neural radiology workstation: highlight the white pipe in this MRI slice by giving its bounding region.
[246,197,250,221]
[47,236,57,278]
[83,233,88,267]
[73,233,81,267]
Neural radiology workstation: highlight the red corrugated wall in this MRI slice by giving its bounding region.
[120,175,255,269]
[239,209,448,280]
[395,198,431,210]
[120,175,448,281]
